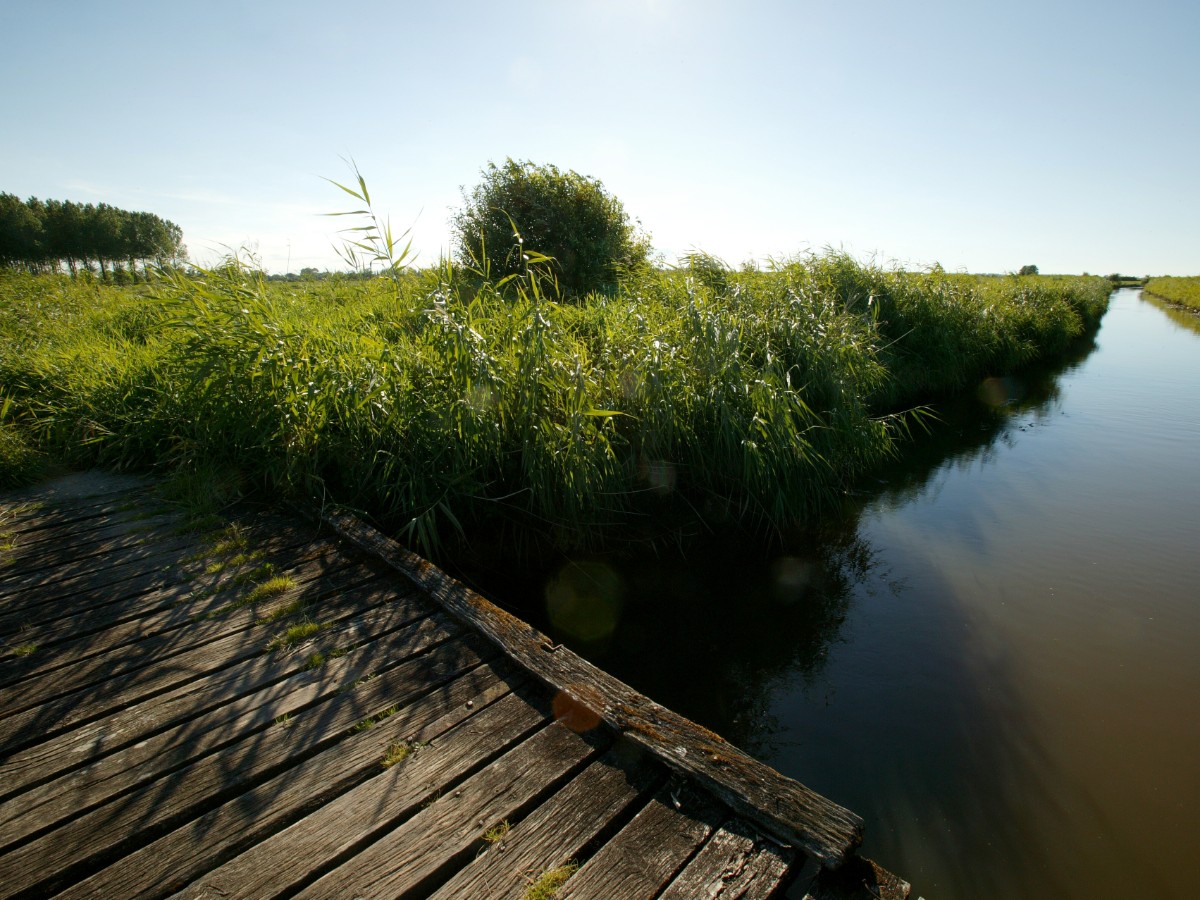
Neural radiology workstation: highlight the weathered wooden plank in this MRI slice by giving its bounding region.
[803,855,912,900]
[0,551,375,691]
[429,745,663,900]
[0,530,344,655]
[555,784,722,899]
[163,685,549,900]
[0,476,154,531]
[658,818,796,900]
[0,503,175,557]
[320,506,865,867]
[0,531,201,603]
[0,577,419,754]
[0,614,459,850]
[62,663,523,900]
[0,511,316,615]
[0,507,179,561]
[0,515,194,585]
[0,558,380,719]
[0,538,208,630]
[0,519,329,638]
[0,494,146,536]
[293,718,602,900]
[0,634,492,898]
[0,590,433,801]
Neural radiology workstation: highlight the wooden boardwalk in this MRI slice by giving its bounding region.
[0,472,913,899]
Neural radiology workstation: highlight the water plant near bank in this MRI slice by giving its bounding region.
[0,258,1109,555]
[1144,276,1200,312]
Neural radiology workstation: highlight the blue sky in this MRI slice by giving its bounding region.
[2,0,1196,275]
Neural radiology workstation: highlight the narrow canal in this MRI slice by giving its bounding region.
[462,287,1200,898]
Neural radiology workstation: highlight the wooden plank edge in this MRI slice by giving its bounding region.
[802,853,913,900]
[313,505,865,869]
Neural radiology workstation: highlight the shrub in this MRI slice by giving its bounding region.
[451,159,649,298]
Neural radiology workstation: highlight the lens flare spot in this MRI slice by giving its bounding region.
[638,457,677,494]
[978,376,1014,408]
[465,384,496,414]
[545,561,624,643]
[551,687,602,733]
[770,556,814,604]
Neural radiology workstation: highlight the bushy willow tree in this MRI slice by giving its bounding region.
[0,194,185,275]
[452,159,649,298]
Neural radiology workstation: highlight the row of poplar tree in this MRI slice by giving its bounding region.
[0,193,186,276]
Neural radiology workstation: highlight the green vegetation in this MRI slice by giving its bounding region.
[0,193,185,278]
[482,820,510,843]
[381,741,411,768]
[1,397,46,488]
[0,255,1109,554]
[1144,276,1200,312]
[265,616,324,651]
[452,159,649,298]
[524,863,578,899]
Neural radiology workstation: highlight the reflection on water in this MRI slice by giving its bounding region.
[455,289,1200,899]
[1139,289,1200,336]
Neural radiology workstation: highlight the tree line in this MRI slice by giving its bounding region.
[0,194,186,277]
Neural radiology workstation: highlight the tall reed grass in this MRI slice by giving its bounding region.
[1144,276,1200,312]
[0,259,1110,555]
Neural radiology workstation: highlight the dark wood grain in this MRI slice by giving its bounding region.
[167,688,552,900]
[0,579,424,754]
[0,614,459,850]
[659,817,796,900]
[429,744,663,899]
[0,582,431,798]
[293,718,602,900]
[0,634,491,898]
[58,662,519,900]
[557,784,721,899]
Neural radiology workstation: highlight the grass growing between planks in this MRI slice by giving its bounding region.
[1144,276,1200,312]
[524,863,578,899]
[0,260,1110,555]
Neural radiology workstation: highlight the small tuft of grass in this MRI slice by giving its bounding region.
[198,574,294,620]
[243,574,293,603]
[12,642,38,657]
[274,712,293,728]
[206,523,249,554]
[266,617,326,651]
[524,863,578,900]
[302,651,326,670]
[482,820,510,844]
[381,739,426,768]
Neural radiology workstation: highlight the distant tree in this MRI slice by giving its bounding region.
[452,158,650,298]
[1018,264,1039,276]
[0,194,42,270]
[0,194,184,275]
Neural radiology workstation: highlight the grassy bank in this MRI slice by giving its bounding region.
[0,259,1109,553]
[1144,276,1200,312]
